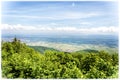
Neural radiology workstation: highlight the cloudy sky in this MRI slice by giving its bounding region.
[2,1,119,35]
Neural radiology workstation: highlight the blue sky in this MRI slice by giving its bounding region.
[2,1,119,35]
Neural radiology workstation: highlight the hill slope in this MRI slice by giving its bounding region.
[29,46,59,53]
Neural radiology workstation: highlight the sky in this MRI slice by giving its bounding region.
[1,1,119,35]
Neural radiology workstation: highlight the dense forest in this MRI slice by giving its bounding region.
[2,38,118,79]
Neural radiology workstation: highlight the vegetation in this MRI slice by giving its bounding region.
[29,46,59,54]
[2,38,118,79]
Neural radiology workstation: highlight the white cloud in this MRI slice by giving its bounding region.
[54,12,100,20]
[50,23,58,26]
[79,22,92,25]
[1,24,37,30]
[3,11,100,20]
[2,24,118,34]
[3,14,55,19]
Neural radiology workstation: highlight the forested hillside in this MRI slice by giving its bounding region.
[29,46,59,54]
[2,38,118,79]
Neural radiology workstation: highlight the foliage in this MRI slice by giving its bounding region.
[2,38,118,79]
[29,46,59,54]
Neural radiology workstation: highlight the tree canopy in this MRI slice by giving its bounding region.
[2,38,118,79]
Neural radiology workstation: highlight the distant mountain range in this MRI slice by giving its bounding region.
[29,45,117,54]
